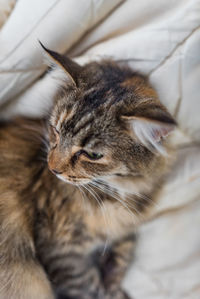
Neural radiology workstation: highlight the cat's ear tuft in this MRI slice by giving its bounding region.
[39,41,82,87]
[121,108,176,155]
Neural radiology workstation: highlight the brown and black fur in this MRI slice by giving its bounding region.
[0,45,176,299]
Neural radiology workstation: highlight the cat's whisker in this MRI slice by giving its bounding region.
[83,184,111,254]
[95,179,159,209]
[89,182,113,226]
[77,185,87,212]
[94,180,148,222]
[87,183,111,255]
[125,193,158,210]
[90,181,138,224]
[88,182,113,223]
[86,184,110,228]
[81,184,106,224]
[95,182,148,221]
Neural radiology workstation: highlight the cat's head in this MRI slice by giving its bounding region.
[41,44,176,186]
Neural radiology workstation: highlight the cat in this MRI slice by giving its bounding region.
[0,43,176,299]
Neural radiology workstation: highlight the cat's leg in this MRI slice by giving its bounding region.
[41,245,105,299]
[101,234,136,299]
[0,260,54,299]
[0,220,54,298]
[35,208,105,299]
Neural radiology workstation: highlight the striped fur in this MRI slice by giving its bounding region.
[0,50,176,299]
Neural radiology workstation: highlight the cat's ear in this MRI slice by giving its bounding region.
[121,104,176,154]
[39,41,82,87]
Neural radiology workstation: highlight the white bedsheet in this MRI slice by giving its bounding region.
[0,1,200,298]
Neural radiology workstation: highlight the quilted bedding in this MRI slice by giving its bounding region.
[0,1,200,298]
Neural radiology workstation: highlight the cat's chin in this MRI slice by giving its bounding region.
[55,174,91,186]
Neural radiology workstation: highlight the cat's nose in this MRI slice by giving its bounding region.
[51,169,63,175]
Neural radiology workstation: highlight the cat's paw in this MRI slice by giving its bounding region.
[104,288,131,299]
[57,284,106,299]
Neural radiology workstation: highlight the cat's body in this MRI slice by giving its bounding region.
[0,46,176,299]
[0,119,145,299]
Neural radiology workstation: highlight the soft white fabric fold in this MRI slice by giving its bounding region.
[0,0,122,105]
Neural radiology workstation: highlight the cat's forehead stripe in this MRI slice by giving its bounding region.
[56,111,67,130]
[56,109,75,131]
[73,115,94,136]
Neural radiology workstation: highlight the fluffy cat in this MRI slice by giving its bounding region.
[0,44,176,299]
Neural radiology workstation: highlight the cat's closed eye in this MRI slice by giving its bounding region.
[82,151,103,160]
[74,150,103,161]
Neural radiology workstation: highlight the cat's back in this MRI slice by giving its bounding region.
[0,119,47,191]
[0,119,51,257]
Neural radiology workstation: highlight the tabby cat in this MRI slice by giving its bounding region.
[0,44,176,299]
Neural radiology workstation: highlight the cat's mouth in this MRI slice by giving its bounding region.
[55,174,92,185]
[48,166,92,185]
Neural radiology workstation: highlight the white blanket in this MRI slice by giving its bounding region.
[0,1,200,298]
